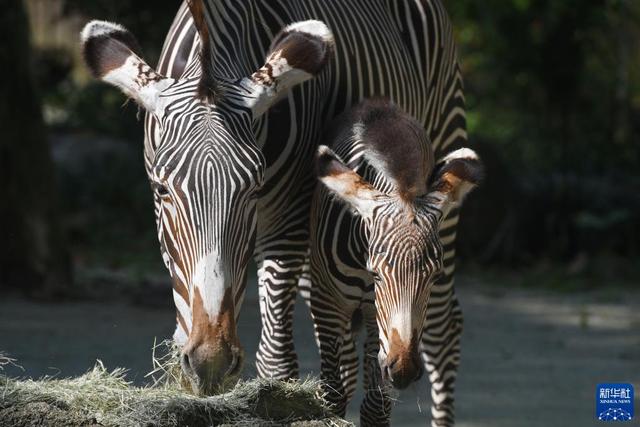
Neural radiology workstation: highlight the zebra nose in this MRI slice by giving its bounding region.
[180,341,243,395]
[382,353,423,390]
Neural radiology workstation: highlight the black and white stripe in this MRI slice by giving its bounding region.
[86,0,470,420]
[311,100,481,426]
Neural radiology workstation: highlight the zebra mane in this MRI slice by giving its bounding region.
[187,0,219,102]
[351,99,435,203]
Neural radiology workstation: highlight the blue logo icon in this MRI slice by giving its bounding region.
[596,383,634,422]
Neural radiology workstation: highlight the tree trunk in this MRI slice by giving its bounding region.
[0,0,72,295]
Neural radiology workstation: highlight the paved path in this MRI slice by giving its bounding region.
[1,276,638,426]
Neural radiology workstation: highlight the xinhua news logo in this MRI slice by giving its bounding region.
[596,383,634,422]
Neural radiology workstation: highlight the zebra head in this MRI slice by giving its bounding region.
[81,19,333,393]
[317,146,482,389]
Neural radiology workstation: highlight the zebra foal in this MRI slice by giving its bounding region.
[308,99,482,426]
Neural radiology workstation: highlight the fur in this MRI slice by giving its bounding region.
[82,21,143,78]
[324,99,434,201]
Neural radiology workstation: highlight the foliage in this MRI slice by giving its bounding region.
[450,0,639,169]
[449,0,640,262]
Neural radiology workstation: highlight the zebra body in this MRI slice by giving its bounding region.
[81,0,468,418]
[311,99,482,425]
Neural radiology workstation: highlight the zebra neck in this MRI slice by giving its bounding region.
[198,0,280,80]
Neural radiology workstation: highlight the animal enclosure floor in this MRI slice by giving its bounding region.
[1,276,638,427]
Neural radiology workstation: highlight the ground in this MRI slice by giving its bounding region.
[1,274,639,427]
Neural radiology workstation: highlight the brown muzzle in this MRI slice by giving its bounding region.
[181,287,243,395]
[381,329,423,390]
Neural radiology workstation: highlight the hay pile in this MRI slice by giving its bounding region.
[0,347,351,427]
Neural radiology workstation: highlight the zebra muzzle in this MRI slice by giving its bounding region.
[381,352,423,390]
[180,340,243,395]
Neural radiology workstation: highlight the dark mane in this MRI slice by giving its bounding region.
[339,98,434,201]
[187,0,219,102]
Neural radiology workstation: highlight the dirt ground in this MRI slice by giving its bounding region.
[1,275,638,427]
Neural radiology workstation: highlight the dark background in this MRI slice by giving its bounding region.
[1,0,638,299]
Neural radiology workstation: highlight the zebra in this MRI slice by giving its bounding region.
[81,13,334,394]
[310,98,482,425]
[81,0,467,416]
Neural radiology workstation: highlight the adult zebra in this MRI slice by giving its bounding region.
[82,0,467,422]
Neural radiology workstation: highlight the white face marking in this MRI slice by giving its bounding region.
[173,323,188,346]
[389,310,414,344]
[192,251,227,319]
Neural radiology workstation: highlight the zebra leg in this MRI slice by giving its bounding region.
[306,180,363,416]
[309,296,351,416]
[339,325,359,405]
[421,291,462,426]
[422,213,463,427]
[254,246,307,380]
[360,304,392,427]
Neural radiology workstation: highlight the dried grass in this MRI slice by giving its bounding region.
[0,343,351,427]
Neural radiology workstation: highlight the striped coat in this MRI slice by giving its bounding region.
[82,0,467,423]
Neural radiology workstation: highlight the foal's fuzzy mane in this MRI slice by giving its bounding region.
[348,99,434,201]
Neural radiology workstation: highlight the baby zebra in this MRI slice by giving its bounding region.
[308,99,482,426]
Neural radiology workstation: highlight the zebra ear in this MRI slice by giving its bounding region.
[81,20,174,113]
[425,148,483,216]
[242,20,334,117]
[316,146,383,218]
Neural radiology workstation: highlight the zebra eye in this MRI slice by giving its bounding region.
[155,184,170,197]
[371,271,381,282]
